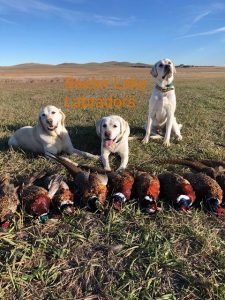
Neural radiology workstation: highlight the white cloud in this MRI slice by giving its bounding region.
[0,0,60,13]
[180,26,225,38]
[0,0,134,26]
[180,2,225,35]
[0,16,16,24]
[94,15,135,26]
[192,11,210,24]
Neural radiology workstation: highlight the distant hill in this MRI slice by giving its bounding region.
[0,62,220,69]
[57,61,152,68]
[10,63,53,68]
[1,61,152,68]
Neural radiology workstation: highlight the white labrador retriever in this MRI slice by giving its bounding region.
[8,105,98,160]
[142,58,182,147]
[96,115,130,171]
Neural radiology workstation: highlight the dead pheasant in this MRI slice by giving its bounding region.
[108,170,135,211]
[0,174,19,230]
[43,175,74,215]
[20,171,63,222]
[46,153,108,211]
[183,173,223,217]
[83,172,108,210]
[158,173,196,212]
[152,157,225,206]
[151,158,217,178]
[216,174,225,204]
[200,159,225,170]
[199,160,225,203]
[134,171,161,213]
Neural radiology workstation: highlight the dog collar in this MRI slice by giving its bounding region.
[155,82,174,93]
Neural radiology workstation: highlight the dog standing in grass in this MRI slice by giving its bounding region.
[142,58,182,147]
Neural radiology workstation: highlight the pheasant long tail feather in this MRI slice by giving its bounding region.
[46,152,83,177]
[152,158,208,170]
[150,158,216,176]
[79,164,109,175]
[24,170,47,187]
[48,174,64,199]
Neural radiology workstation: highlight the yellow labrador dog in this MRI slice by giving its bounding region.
[142,58,182,147]
[96,115,130,171]
[8,105,98,160]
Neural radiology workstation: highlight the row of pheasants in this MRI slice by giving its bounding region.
[0,154,224,230]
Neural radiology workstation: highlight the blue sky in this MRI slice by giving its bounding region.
[0,0,225,66]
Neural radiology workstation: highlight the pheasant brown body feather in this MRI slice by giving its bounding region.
[134,171,160,213]
[0,175,19,229]
[183,173,223,215]
[21,173,62,221]
[158,173,196,211]
[108,170,135,210]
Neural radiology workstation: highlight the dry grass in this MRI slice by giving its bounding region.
[0,65,225,300]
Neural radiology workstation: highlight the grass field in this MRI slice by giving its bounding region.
[0,64,225,300]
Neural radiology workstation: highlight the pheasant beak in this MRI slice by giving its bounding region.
[180,205,190,213]
[60,201,75,215]
[203,197,220,214]
[61,205,75,215]
[113,201,122,211]
[143,196,160,214]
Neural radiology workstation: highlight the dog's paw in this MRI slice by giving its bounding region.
[116,166,125,172]
[163,139,171,147]
[177,135,183,141]
[104,166,111,171]
[142,136,149,144]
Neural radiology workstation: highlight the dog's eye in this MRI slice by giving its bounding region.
[159,63,163,67]
[113,125,117,128]
[103,124,107,128]
[42,113,46,117]
[168,61,171,65]
[51,111,56,114]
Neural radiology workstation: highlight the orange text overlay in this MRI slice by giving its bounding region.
[65,95,136,109]
[64,77,147,90]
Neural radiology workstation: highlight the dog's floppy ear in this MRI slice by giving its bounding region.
[96,118,103,137]
[120,118,130,137]
[38,107,44,127]
[173,63,176,74]
[59,109,66,126]
[151,63,158,78]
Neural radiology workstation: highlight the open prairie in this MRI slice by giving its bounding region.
[0,64,225,300]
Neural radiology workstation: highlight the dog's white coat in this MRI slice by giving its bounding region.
[142,58,182,147]
[96,115,130,171]
[8,105,98,160]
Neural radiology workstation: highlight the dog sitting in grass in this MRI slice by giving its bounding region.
[142,58,182,147]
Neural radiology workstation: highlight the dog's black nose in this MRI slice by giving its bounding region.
[47,119,53,125]
[105,131,111,138]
